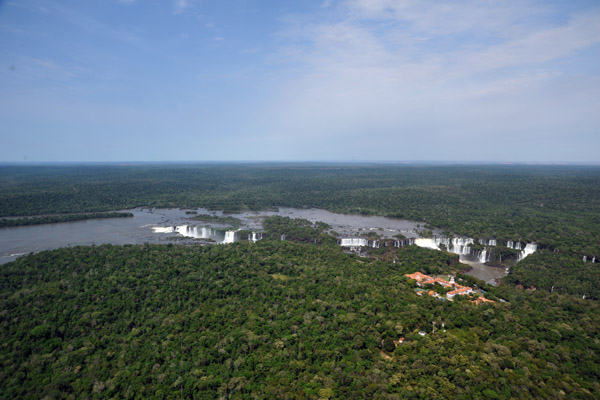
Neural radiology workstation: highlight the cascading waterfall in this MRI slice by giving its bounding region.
[248,231,262,242]
[415,237,537,263]
[340,238,368,247]
[185,226,218,239]
[153,225,217,239]
[517,243,537,261]
[452,237,474,255]
[478,249,490,263]
[223,230,236,244]
[507,241,522,250]
[435,237,474,255]
[479,239,497,247]
[414,238,439,251]
[414,237,473,256]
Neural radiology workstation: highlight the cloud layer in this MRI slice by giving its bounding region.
[0,0,598,162]
[264,0,600,161]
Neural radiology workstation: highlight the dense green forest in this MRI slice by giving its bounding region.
[1,242,598,399]
[0,212,133,228]
[1,164,598,251]
[1,164,598,295]
[191,214,243,227]
[262,216,336,245]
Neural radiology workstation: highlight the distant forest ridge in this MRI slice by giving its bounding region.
[1,161,599,166]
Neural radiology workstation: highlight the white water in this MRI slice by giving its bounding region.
[507,241,523,250]
[152,225,239,244]
[415,237,474,255]
[223,230,236,244]
[152,225,219,239]
[517,243,537,261]
[479,239,497,246]
[478,249,489,263]
[340,238,368,247]
[416,237,537,263]
[248,232,262,242]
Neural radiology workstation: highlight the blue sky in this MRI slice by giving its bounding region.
[0,0,599,162]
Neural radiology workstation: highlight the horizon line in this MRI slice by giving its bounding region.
[1,160,600,166]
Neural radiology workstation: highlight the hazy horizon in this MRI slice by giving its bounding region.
[1,0,599,163]
[2,160,600,166]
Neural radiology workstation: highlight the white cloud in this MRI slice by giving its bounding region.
[264,0,600,160]
[345,0,546,37]
[173,0,191,15]
[464,12,600,72]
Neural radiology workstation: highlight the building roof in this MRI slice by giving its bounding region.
[448,288,471,297]
[407,271,476,300]
[405,272,432,282]
[472,297,495,305]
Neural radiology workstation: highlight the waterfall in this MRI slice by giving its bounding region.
[223,230,236,244]
[415,237,473,256]
[248,231,262,242]
[183,226,216,239]
[153,225,217,239]
[340,238,368,247]
[448,237,473,255]
[152,226,176,233]
[414,238,439,250]
[517,243,537,261]
[593,257,596,263]
[370,240,379,248]
[415,236,536,263]
[478,249,490,263]
[583,255,587,262]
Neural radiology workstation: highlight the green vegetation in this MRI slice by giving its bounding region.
[191,214,242,227]
[0,212,133,228]
[0,164,598,296]
[1,164,598,248]
[1,242,598,399]
[262,216,335,244]
[505,250,600,298]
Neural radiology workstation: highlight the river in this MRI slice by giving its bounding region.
[0,207,511,285]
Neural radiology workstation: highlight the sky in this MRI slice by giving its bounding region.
[0,0,599,163]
